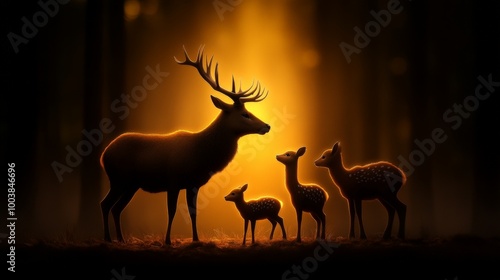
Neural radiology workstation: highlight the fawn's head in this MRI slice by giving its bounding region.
[276,146,306,166]
[315,141,341,167]
[175,45,270,137]
[224,183,248,202]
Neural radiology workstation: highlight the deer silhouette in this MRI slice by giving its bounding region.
[224,183,287,245]
[100,45,270,245]
[276,147,328,242]
[314,141,407,240]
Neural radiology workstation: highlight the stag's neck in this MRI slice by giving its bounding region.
[285,164,300,191]
[197,114,239,170]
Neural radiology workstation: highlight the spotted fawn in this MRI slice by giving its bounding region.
[276,147,328,242]
[224,183,287,245]
[315,141,407,239]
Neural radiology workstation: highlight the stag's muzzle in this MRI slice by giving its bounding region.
[259,124,271,135]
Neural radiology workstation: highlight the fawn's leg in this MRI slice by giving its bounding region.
[276,216,287,240]
[243,219,249,245]
[311,212,321,239]
[268,218,277,240]
[354,199,367,239]
[347,198,356,239]
[379,198,395,239]
[385,195,407,239]
[296,208,303,242]
[250,220,257,244]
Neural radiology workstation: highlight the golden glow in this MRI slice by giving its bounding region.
[120,1,344,241]
[124,0,140,21]
[301,49,320,69]
[141,0,159,16]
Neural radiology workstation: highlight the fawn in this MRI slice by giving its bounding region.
[276,147,328,242]
[100,45,270,245]
[315,141,407,239]
[224,184,287,245]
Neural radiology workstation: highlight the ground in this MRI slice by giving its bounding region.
[6,234,500,280]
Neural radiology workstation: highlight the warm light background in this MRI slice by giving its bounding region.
[118,0,338,241]
[107,0,407,241]
[9,0,499,242]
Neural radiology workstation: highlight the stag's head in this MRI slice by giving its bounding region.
[175,45,270,137]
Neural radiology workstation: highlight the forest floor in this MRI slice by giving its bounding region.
[5,234,500,280]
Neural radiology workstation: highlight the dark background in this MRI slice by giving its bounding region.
[2,0,500,252]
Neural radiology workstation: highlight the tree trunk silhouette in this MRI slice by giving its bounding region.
[78,0,126,239]
[78,0,105,238]
[471,1,500,237]
[407,0,435,238]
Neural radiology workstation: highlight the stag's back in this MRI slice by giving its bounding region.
[100,131,232,192]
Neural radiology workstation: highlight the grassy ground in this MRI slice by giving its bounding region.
[5,234,500,280]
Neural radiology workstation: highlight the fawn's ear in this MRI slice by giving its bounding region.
[332,142,340,153]
[241,184,248,192]
[297,147,306,157]
[211,95,232,111]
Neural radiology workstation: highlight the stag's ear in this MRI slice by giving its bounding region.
[211,95,233,112]
[297,147,306,157]
[241,184,248,192]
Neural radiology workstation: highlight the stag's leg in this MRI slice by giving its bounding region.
[186,187,200,242]
[296,208,303,242]
[250,220,257,244]
[347,198,356,239]
[100,185,123,242]
[165,189,180,245]
[111,188,138,242]
[379,198,395,240]
[268,218,277,240]
[354,199,367,239]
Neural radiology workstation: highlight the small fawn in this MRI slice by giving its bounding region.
[276,147,328,242]
[315,141,407,240]
[224,184,287,245]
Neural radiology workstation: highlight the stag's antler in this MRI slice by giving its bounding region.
[174,45,268,105]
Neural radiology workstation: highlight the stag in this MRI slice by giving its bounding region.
[100,45,270,245]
